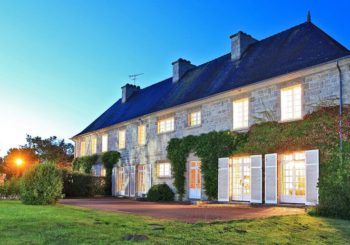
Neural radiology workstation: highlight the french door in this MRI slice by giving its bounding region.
[231,157,251,201]
[281,152,306,204]
[189,161,201,199]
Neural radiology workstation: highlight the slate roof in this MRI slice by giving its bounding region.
[75,21,350,137]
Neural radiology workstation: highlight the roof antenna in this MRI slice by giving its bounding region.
[307,10,311,23]
[129,73,144,85]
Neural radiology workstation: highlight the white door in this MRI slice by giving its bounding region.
[281,152,306,204]
[189,161,201,199]
[231,157,251,202]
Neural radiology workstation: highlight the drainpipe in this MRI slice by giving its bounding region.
[336,60,343,152]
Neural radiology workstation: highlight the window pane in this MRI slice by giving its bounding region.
[102,134,108,152]
[233,98,249,129]
[281,85,302,121]
[158,117,174,133]
[119,130,125,149]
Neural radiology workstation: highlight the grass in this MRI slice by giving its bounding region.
[0,201,350,244]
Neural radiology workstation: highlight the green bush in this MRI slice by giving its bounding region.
[20,162,63,205]
[101,151,120,195]
[62,170,106,197]
[147,184,174,202]
[72,155,99,174]
[0,177,20,199]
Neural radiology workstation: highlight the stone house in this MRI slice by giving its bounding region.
[72,20,350,205]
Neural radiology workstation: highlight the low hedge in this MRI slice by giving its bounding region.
[147,184,174,202]
[0,177,20,199]
[62,170,106,197]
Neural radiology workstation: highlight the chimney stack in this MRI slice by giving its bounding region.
[172,58,196,83]
[121,83,140,103]
[230,31,257,61]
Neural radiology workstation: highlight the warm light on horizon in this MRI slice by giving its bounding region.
[15,158,24,167]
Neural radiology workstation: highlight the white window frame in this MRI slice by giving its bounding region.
[157,117,174,134]
[118,129,126,149]
[157,162,172,178]
[188,110,201,127]
[102,134,108,152]
[281,84,302,122]
[233,98,249,130]
[91,136,97,154]
[80,141,86,156]
[138,125,146,145]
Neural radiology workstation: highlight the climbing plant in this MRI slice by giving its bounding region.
[101,151,121,195]
[72,155,99,174]
[167,106,350,218]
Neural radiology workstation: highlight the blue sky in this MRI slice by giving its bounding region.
[0,0,349,156]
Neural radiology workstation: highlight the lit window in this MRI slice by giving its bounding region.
[281,85,302,121]
[102,134,108,152]
[117,167,124,192]
[118,129,126,149]
[157,162,171,178]
[138,125,146,145]
[233,98,249,130]
[91,136,97,154]
[101,167,106,177]
[80,141,86,156]
[188,111,201,127]
[157,117,174,133]
[137,165,146,193]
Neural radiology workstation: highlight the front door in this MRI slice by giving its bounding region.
[231,157,251,201]
[189,161,201,199]
[281,152,306,204]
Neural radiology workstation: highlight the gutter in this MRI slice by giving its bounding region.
[336,60,343,152]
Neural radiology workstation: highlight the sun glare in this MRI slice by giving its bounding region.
[15,158,24,167]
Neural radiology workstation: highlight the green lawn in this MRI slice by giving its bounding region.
[0,201,350,244]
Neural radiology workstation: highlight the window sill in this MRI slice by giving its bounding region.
[157,130,175,135]
[187,124,202,129]
[232,127,249,132]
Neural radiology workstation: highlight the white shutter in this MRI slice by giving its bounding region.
[130,166,136,197]
[218,158,230,202]
[265,153,277,204]
[111,166,116,196]
[305,149,319,205]
[145,164,152,194]
[250,155,262,203]
[124,166,130,196]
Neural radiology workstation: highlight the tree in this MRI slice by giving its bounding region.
[22,135,74,169]
[2,148,39,178]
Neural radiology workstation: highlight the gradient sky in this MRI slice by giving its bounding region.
[0,0,349,156]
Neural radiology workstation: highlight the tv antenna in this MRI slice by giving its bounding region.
[129,73,144,85]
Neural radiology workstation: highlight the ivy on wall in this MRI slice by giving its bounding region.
[167,106,350,218]
[101,151,121,195]
[72,155,99,174]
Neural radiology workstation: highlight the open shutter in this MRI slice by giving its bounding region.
[145,164,152,194]
[250,155,262,203]
[265,153,277,204]
[130,166,136,197]
[305,149,319,205]
[218,158,230,202]
[124,166,130,196]
[112,166,117,196]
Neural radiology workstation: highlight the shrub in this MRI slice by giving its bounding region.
[20,162,63,205]
[0,177,20,199]
[72,155,98,174]
[147,184,174,202]
[62,170,106,197]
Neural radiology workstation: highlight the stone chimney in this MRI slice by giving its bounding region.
[172,58,196,83]
[121,83,140,103]
[230,31,257,61]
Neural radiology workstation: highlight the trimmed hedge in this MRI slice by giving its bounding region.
[20,162,63,205]
[62,170,106,197]
[147,184,174,202]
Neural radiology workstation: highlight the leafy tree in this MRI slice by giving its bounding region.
[22,135,74,169]
[2,148,39,178]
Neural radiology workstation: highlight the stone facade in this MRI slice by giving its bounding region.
[73,60,350,200]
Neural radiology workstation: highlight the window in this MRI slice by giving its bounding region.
[102,134,108,152]
[233,98,249,130]
[91,136,97,154]
[118,129,126,149]
[138,125,146,145]
[117,167,124,192]
[137,165,146,193]
[188,111,201,127]
[101,167,106,177]
[157,117,174,133]
[80,141,86,156]
[281,85,302,121]
[157,162,171,178]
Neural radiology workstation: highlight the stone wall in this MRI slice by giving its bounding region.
[74,63,350,199]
